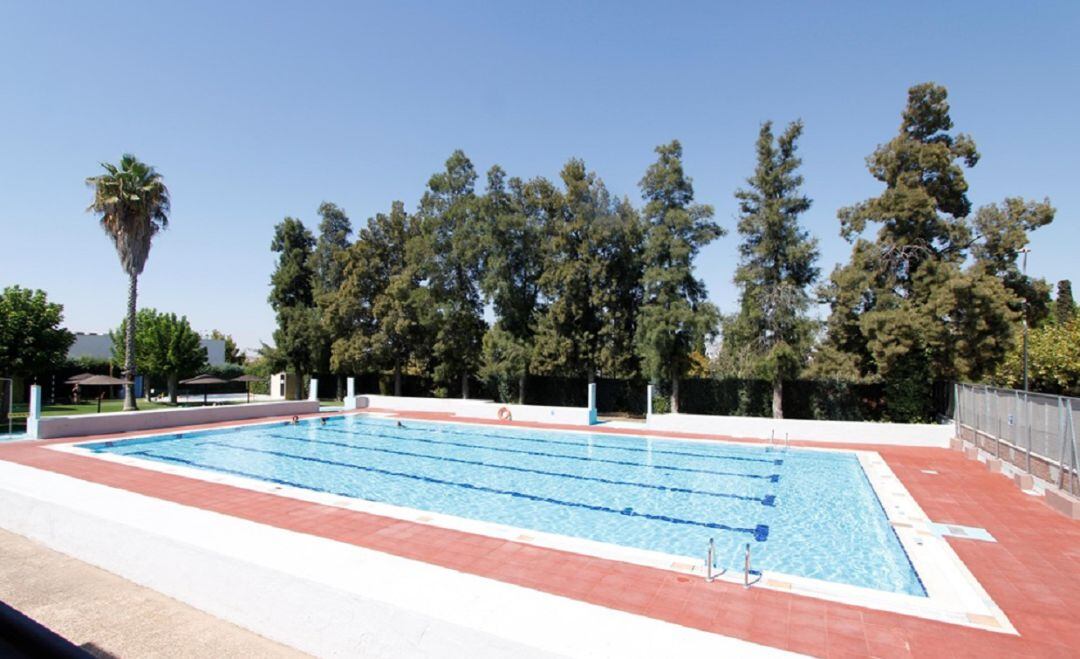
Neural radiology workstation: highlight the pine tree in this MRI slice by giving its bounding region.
[635,141,723,412]
[532,159,605,381]
[312,202,353,298]
[476,167,551,402]
[269,217,321,399]
[416,151,486,397]
[816,83,1053,420]
[727,120,818,418]
[325,202,431,396]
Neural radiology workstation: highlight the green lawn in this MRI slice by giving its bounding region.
[7,399,198,420]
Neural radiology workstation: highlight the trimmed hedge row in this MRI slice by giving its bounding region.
[327,373,937,421]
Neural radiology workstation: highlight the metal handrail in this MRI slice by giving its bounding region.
[704,537,727,582]
[743,543,762,588]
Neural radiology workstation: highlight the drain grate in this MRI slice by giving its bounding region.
[930,522,996,542]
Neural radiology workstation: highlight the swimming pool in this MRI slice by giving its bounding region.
[81,415,925,596]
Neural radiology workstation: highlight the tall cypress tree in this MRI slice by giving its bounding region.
[312,202,352,297]
[269,217,321,399]
[635,141,723,412]
[312,202,352,396]
[476,166,551,402]
[416,151,487,397]
[325,202,431,396]
[727,120,818,418]
[1056,280,1076,325]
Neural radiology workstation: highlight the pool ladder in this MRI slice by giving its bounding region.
[705,538,759,588]
[767,430,790,452]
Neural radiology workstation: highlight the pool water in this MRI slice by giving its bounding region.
[82,415,925,596]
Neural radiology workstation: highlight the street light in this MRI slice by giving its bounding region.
[1020,248,1031,391]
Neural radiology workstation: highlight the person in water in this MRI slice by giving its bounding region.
[291,415,299,425]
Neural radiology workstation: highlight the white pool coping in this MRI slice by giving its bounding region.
[47,413,1014,635]
[0,460,796,658]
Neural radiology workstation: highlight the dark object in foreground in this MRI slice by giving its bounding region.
[0,599,91,658]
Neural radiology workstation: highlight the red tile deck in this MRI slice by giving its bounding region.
[2,411,1078,658]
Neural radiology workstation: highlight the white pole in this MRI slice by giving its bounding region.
[587,382,597,425]
[27,384,42,439]
[646,384,654,419]
[308,378,319,402]
[346,377,355,399]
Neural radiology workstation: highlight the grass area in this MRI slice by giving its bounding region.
[7,399,215,420]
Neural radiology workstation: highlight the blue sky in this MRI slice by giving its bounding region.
[1,1,1076,352]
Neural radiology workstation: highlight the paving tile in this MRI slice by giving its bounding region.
[2,413,1079,658]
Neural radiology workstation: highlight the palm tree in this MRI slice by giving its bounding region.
[86,154,170,411]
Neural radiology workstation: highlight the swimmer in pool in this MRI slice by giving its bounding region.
[291,415,299,424]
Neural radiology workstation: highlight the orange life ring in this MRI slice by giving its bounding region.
[497,406,512,421]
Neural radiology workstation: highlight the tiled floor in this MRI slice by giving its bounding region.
[1,411,1078,658]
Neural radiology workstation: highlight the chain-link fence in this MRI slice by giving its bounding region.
[954,383,1079,494]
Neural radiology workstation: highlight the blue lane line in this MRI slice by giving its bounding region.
[355,419,782,466]
[321,426,781,483]
[131,446,769,542]
[244,433,776,506]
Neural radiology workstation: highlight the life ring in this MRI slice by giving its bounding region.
[497,406,512,422]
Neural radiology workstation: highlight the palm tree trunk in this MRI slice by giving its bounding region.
[772,378,783,419]
[518,371,527,405]
[671,371,680,414]
[393,362,402,397]
[461,373,470,399]
[123,273,139,411]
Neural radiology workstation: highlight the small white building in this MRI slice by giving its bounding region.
[68,332,228,366]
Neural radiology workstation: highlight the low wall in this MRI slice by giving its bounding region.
[645,412,953,447]
[353,395,594,426]
[32,401,321,440]
[958,424,1078,491]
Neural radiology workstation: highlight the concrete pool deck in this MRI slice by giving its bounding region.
[0,527,306,658]
[0,409,1077,657]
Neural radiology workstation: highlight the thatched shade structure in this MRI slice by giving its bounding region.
[71,374,133,413]
[64,373,95,384]
[179,374,229,406]
[231,374,263,404]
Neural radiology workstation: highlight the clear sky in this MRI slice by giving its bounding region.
[1,1,1076,353]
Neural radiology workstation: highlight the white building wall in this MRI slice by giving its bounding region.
[68,332,228,366]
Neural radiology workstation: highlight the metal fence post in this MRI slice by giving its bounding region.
[994,387,1001,458]
[1067,399,1079,495]
[1058,397,1067,490]
[954,383,960,439]
[1024,390,1032,475]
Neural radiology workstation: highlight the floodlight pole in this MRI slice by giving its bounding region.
[1020,248,1031,392]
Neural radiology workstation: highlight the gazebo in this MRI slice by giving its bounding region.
[231,374,264,404]
[179,373,229,406]
[65,374,133,413]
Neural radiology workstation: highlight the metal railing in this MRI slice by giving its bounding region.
[954,383,1080,494]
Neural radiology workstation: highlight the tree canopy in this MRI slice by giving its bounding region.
[112,309,207,403]
[815,83,1053,419]
[0,286,74,378]
[635,141,723,411]
[725,120,818,418]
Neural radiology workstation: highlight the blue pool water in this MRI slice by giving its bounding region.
[82,416,925,596]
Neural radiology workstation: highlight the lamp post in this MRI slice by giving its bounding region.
[1020,248,1031,391]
